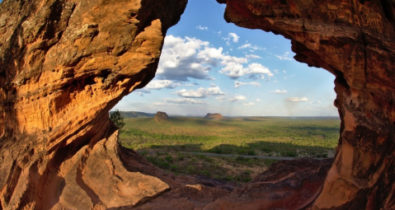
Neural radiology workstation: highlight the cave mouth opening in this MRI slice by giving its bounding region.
[113,0,340,184]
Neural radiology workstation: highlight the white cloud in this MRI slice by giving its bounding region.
[157,35,211,81]
[221,62,273,79]
[246,54,261,59]
[238,43,260,52]
[228,32,240,43]
[256,98,261,102]
[276,51,293,61]
[223,33,240,45]
[234,81,261,88]
[247,63,274,77]
[177,86,224,98]
[287,97,308,102]
[165,98,205,104]
[273,89,288,94]
[145,80,179,90]
[196,25,208,31]
[230,95,247,102]
[206,86,224,95]
[158,35,274,82]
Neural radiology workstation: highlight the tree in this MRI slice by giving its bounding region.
[110,110,125,129]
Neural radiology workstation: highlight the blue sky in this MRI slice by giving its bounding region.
[114,0,338,116]
[0,0,336,116]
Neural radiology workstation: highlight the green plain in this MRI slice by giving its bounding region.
[119,116,339,183]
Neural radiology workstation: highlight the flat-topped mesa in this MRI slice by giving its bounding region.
[154,111,169,122]
[204,113,223,120]
[0,0,187,209]
[218,0,394,209]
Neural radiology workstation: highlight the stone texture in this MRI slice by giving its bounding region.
[0,0,187,209]
[204,159,332,210]
[217,0,394,209]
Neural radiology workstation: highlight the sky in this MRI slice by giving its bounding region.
[0,0,337,117]
[114,0,338,117]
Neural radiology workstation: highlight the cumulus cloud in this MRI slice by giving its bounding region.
[228,32,240,43]
[177,86,224,98]
[234,81,261,88]
[196,25,208,31]
[223,32,240,45]
[230,95,247,102]
[157,35,274,82]
[273,89,288,94]
[221,62,273,79]
[145,80,179,90]
[165,98,205,104]
[157,36,211,81]
[275,51,293,61]
[287,97,308,102]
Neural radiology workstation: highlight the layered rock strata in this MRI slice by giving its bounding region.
[217,0,394,209]
[0,0,187,209]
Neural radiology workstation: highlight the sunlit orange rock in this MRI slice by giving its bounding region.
[218,0,394,209]
[0,0,187,208]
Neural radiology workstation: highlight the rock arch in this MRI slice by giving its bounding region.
[0,0,393,209]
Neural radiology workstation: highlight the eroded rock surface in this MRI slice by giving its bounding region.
[0,0,394,209]
[0,0,187,209]
[205,159,332,210]
[217,0,394,209]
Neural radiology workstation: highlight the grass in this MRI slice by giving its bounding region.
[119,116,339,183]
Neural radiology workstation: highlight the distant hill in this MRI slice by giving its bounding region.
[118,111,155,118]
[204,113,223,120]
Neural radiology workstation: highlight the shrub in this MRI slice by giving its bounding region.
[110,110,125,129]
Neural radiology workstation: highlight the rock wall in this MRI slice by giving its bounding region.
[0,0,394,209]
[217,0,394,209]
[0,0,187,209]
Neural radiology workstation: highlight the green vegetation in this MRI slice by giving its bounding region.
[110,110,125,129]
[119,116,339,183]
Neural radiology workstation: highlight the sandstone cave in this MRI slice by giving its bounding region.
[0,0,393,209]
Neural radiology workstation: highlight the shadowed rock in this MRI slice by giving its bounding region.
[0,0,187,209]
[217,0,394,209]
